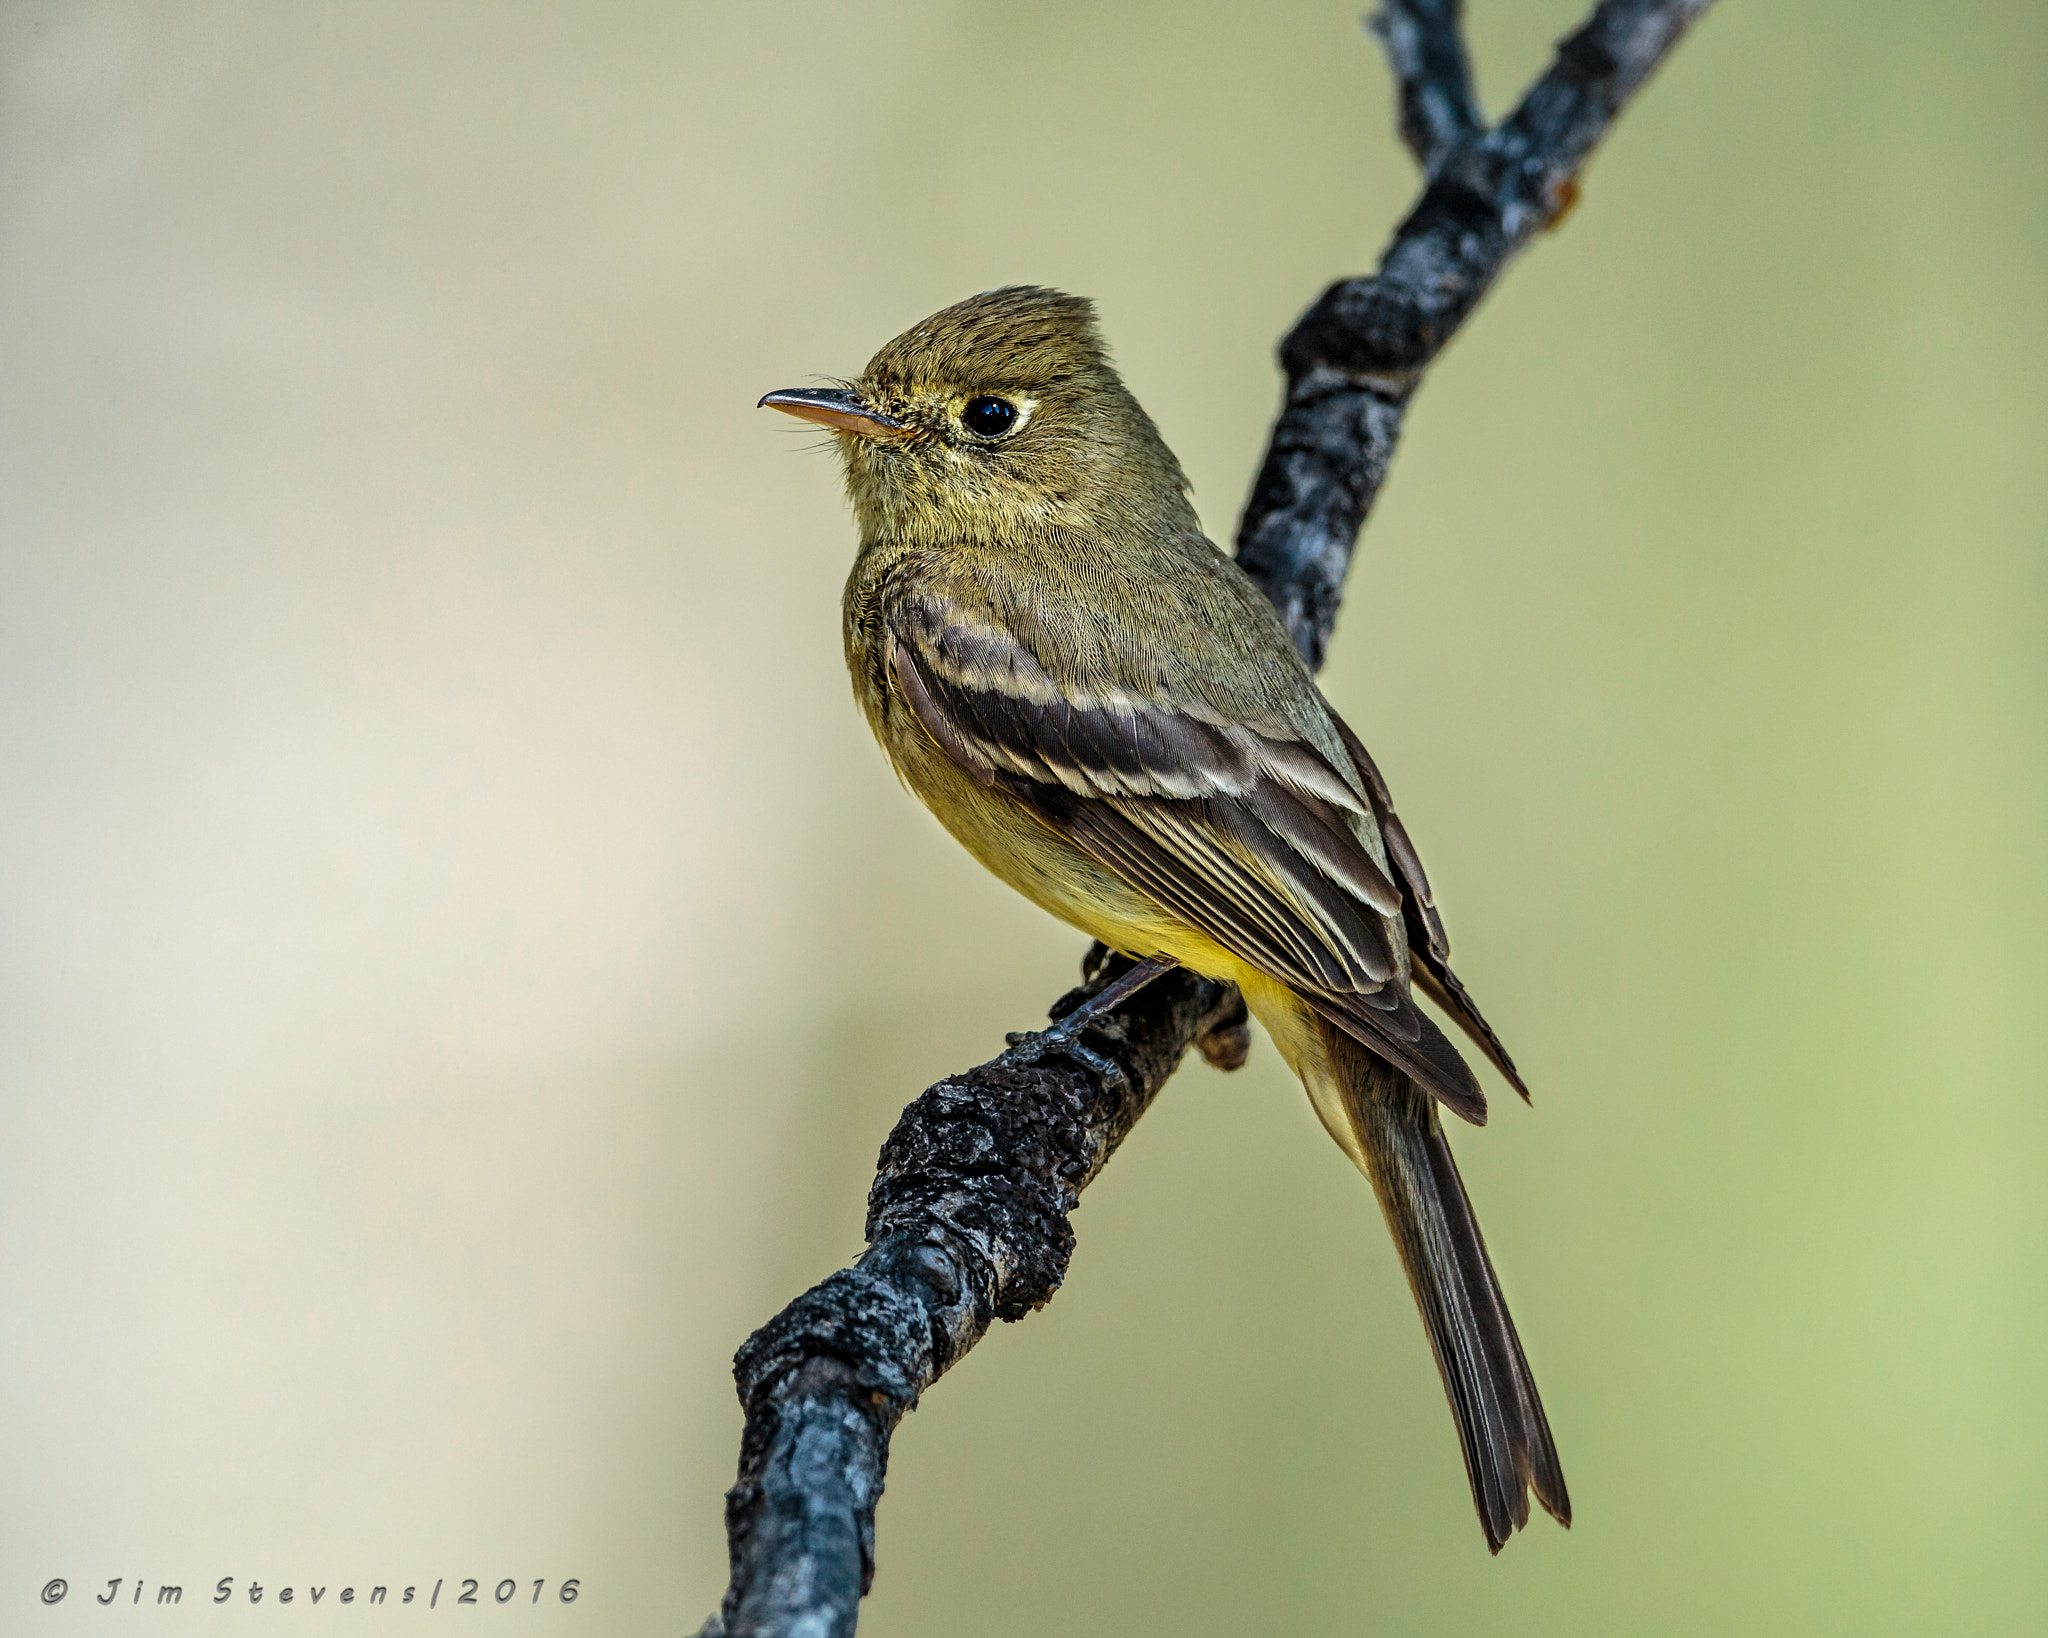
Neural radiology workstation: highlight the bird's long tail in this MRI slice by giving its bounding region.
[1319,1015,1572,1552]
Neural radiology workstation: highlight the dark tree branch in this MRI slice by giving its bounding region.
[1369,0,1485,174]
[709,957,1248,1638]
[1239,0,1712,668]
[701,3,1710,1632]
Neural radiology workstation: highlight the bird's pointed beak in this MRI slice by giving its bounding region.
[757,387,909,437]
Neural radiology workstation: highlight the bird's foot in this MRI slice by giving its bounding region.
[1004,1013,1130,1091]
[1002,953,1177,1093]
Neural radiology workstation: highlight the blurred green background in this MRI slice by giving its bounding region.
[3,1,2044,1633]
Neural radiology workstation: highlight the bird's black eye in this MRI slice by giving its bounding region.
[961,396,1019,439]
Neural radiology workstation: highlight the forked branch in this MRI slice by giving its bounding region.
[701,4,1712,1633]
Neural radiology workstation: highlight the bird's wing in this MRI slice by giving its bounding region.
[885,593,1488,1125]
[1329,714,1533,1103]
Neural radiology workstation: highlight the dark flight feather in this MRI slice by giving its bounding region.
[1329,713,1532,1102]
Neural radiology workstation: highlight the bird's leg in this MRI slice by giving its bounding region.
[1003,954,1178,1092]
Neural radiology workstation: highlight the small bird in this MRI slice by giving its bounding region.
[761,286,1568,1552]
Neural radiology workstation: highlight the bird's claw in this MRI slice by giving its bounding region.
[1004,1016,1129,1093]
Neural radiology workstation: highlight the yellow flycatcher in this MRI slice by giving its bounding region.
[762,286,1568,1552]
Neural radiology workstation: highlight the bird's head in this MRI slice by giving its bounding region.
[760,285,1193,547]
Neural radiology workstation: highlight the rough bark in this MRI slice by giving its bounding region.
[1240,0,1712,667]
[701,4,1712,1632]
